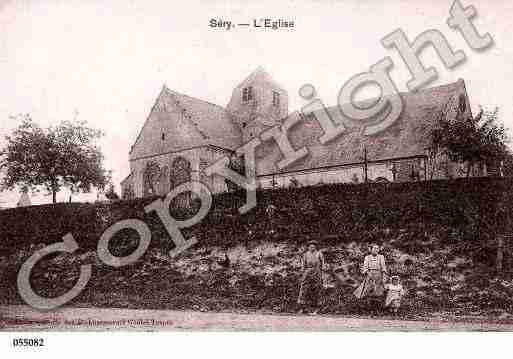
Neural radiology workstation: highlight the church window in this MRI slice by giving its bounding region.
[273,91,280,106]
[161,133,165,141]
[143,161,161,197]
[169,157,192,191]
[169,157,192,206]
[242,87,253,102]
[458,94,466,113]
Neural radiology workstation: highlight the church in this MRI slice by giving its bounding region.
[120,68,492,200]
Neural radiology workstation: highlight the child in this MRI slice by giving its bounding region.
[384,275,405,313]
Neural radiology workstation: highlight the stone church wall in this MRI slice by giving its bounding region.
[130,147,201,198]
[226,77,288,124]
[395,158,425,182]
[125,145,233,199]
[198,146,234,194]
[425,153,488,180]
[258,162,393,189]
[226,70,288,143]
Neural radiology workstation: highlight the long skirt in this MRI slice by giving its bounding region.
[298,268,323,306]
[385,292,402,308]
[353,270,385,299]
[385,297,401,309]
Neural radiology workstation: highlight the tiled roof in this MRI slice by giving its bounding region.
[162,88,242,150]
[234,67,284,92]
[128,78,471,181]
[255,79,470,175]
[129,86,242,160]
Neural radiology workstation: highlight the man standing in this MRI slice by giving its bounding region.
[297,240,325,314]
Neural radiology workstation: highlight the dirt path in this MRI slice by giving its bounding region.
[1,305,512,331]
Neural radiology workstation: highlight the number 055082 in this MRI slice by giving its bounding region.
[12,338,45,347]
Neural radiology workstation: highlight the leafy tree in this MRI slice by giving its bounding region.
[0,115,110,203]
[431,103,509,177]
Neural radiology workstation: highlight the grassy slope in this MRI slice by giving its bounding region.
[1,178,513,321]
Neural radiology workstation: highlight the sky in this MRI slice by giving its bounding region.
[0,0,512,207]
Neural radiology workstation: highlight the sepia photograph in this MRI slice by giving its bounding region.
[1,0,513,355]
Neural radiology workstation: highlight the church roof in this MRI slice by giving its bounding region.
[129,86,242,160]
[256,79,471,175]
[127,76,471,182]
[162,88,242,150]
[234,67,285,91]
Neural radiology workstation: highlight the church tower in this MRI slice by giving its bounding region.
[227,67,288,143]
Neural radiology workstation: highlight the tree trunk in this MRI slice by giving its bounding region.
[50,178,58,203]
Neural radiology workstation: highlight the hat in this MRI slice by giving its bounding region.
[306,240,318,246]
[390,275,400,280]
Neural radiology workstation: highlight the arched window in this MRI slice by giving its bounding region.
[169,157,192,207]
[169,157,191,191]
[159,166,169,195]
[273,91,280,106]
[143,161,161,197]
[242,86,253,102]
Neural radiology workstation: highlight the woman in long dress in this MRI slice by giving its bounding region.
[354,244,387,311]
[297,240,325,314]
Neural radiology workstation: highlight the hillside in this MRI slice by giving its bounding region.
[1,178,513,320]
